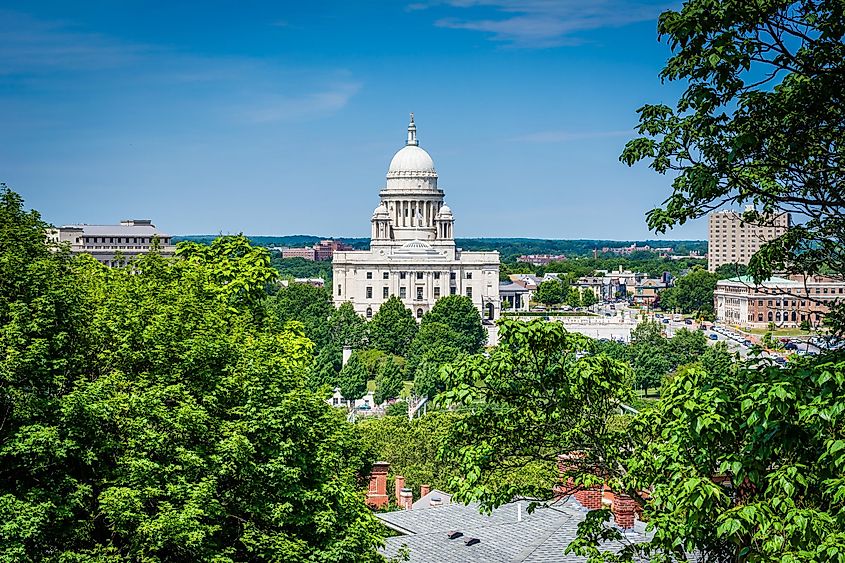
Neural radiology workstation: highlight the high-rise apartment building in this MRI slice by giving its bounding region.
[707,209,791,272]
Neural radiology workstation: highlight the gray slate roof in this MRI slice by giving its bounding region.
[379,498,651,563]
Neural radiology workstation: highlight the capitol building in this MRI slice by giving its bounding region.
[332,115,500,321]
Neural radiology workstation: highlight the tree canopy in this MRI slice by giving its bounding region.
[373,356,405,405]
[622,0,845,330]
[367,296,417,356]
[419,295,486,354]
[338,352,369,403]
[0,188,385,562]
[535,279,565,306]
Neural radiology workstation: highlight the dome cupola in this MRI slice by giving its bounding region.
[385,113,439,189]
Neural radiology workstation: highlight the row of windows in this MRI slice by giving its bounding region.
[83,236,168,245]
[361,286,469,300]
[366,307,430,319]
[364,271,468,280]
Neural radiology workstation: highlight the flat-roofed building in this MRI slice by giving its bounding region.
[707,209,791,272]
[47,219,175,266]
[715,275,845,328]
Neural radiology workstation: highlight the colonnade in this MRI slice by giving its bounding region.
[391,200,441,228]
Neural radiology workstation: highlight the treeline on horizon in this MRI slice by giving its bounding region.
[173,235,707,261]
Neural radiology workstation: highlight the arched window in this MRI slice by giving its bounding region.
[776,312,781,321]
[791,311,797,322]
[366,307,372,319]
[416,308,423,319]
[768,311,773,321]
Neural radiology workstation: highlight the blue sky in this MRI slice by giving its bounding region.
[0,1,707,240]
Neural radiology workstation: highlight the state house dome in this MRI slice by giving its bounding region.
[388,145,436,175]
[386,113,437,179]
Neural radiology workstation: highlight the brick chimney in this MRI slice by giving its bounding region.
[394,475,405,506]
[612,493,637,529]
[365,461,390,509]
[574,486,603,510]
[420,484,431,499]
[399,487,414,510]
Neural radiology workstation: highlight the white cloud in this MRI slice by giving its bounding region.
[238,82,363,124]
[418,0,675,47]
[0,10,147,73]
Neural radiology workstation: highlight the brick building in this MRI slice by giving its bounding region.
[715,275,845,328]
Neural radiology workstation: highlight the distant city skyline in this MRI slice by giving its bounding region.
[0,1,706,240]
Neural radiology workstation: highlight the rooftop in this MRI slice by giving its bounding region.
[379,498,652,563]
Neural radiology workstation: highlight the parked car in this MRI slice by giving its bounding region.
[662,318,670,324]
[743,340,753,347]
[684,319,693,325]
[784,342,798,350]
[709,333,719,340]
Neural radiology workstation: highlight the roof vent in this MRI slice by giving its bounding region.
[446,531,463,540]
[464,537,480,546]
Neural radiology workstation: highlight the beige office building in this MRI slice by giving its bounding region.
[47,219,176,266]
[707,209,791,272]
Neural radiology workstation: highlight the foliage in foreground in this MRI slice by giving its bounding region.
[440,317,845,562]
[0,189,385,562]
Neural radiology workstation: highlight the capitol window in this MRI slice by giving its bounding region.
[416,272,423,280]
[434,272,440,280]
[466,287,472,297]
[366,272,373,279]
[383,272,389,279]
[466,272,472,279]
[366,287,372,299]
[383,287,389,298]
[416,287,423,300]
[400,272,407,280]
[400,287,406,298]
[366,308,372,319]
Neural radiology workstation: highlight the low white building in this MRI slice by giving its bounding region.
[47,219,175,266]
[332,115,500,321]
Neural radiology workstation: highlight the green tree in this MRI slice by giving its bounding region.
[359,412,466,495]
[268,282,333,349]
[673,268,718,319]
[565,286,582,308]
[621,0,845,330]
[0,189,385,561]
[368,296,417,356]
[714,262,748,280]
[373,356,405,405]
[581,288,598,308]
[438,319,633,507]
[669,327,708,366]
[329,302,368,350]
[338,352,368,405]
[407,321,463,378]
[657,286,678,311]
[420,295,486,353]
[534,279,564,307]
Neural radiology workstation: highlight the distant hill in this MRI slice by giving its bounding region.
[173,235,706,262]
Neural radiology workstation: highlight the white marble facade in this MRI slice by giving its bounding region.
[332,115,500,321]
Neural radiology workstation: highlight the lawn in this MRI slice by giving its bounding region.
[744,327,812,337]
